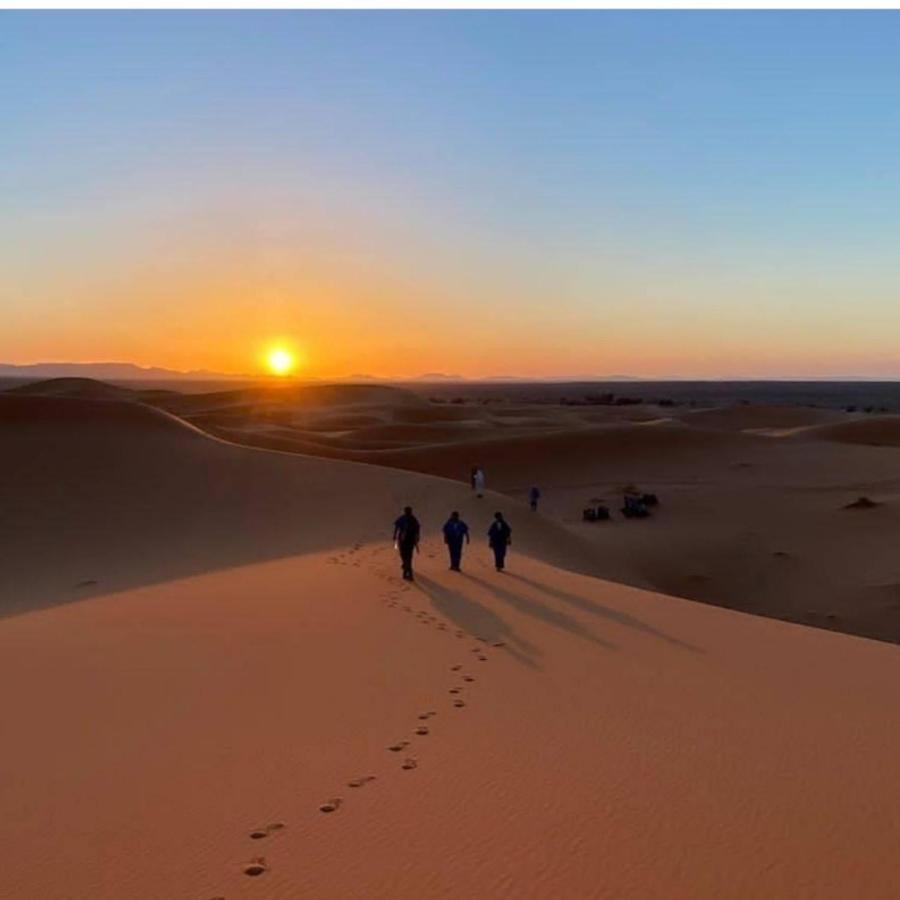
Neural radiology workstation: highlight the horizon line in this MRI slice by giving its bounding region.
[5,361,900,384]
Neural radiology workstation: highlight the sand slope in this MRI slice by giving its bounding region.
[11,384,900,644]
[679,404,849,432]
[0,395,604,617]
[124,385,900,644]
[799,414,900,446]
[4,396,900,897]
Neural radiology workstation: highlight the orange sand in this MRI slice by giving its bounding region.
[3,389,900,898]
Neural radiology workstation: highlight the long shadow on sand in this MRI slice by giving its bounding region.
[503,572,703,654]
[462,573,619,653]
[1,396,610,622]
[414,574,541,669]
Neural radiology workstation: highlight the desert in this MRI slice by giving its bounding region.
[4,380,900,898]
[7,8,900,898]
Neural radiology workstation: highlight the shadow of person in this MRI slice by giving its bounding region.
[503,572,703,654]
[463,574,618,651]
[414,573,541,669]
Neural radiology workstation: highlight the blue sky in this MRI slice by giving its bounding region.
[4,11,900,377]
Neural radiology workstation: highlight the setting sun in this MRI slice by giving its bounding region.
[267,347,296,376]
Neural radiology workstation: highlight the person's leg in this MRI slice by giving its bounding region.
[400,544,414,579]
[493,545,504,570]
[449,542,461,570]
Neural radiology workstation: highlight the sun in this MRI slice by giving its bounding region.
[267,347,296,377]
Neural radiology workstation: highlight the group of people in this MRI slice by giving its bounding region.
[392,506,512,581]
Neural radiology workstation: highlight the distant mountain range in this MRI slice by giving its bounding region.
[0,362,250,381]
[0,362,645,384]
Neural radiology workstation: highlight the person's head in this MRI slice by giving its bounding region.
[404,506,413,515]
[494,511,504,521]
[450,511,459,520]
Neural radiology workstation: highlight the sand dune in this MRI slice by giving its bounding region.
[6,375,138,401]
[302,420,496,449]
[4,392,900,897]
[0,394,605,618]
[189,417,765,491]
[9,383,900,644]
[679,403,848,432]
[157,381,426,416]
[147,389,900,645]
[799,414,900,446]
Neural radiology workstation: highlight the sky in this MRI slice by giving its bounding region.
[4,10,900,379]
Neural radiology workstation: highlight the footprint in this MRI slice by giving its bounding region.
[451,665,462,671]
[243,857,268,877]
[319,798,342,813]
[477,655,487,662]
[388,740,410,752]
[449,688,461,694]
[401,758,418,771]
[348,775,376,788]
[415,726,429,736]
[249,823,284,840]
[453,699,466,708]
[463,675,475,683]
[417,711,436,720]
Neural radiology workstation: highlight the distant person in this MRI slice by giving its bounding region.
[528,485,541,512]
[470,466,478,491]
[442,511,470,571]
[474,467,486,498]
[488,512,512,572]
[393,505,421,581]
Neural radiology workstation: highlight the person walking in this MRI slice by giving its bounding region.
[393,505,421,581]
[488,511,512,572]
[528,485,541,512]
[442,510,470,571]
[473,467,485,498]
